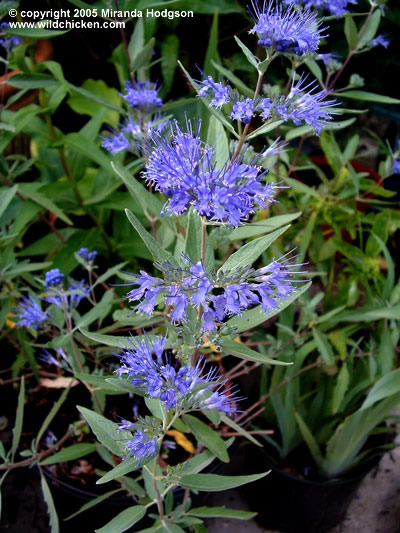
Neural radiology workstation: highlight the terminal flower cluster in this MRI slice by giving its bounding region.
[143,120,278,226]
[125,254,302,332]
[0,22,22,53]
[249,0,325,55]
[122,80,163,113]
[116,335,237,414]
[196,74,337,133]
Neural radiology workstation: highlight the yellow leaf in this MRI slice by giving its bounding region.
[6,319,16,329]
[40,377,79,389]
[166,430,195,453]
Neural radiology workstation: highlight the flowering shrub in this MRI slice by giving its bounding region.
[0,0,399,531]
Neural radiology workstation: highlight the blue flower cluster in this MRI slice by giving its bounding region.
[392,159,400,175]
[77,247,98,262]
[45,268,65,288]
[16,296,48,329]
[125,429,158,460]
[125,254,301,332]
[249,1,325,55]
[122,80,163,113]
[197,74,337,133]
[284,0,356,16]
[143,120,278,226]
[102,114,167,154]
[0,22,22,53]
[45,279,90,309]
[116,335,236,414]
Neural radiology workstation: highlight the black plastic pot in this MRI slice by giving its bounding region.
[242,442,387,533]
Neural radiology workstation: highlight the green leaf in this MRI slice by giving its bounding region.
[220,413,261,446]
[338,91,400,104]
[294,411,323,469]
[36,383,71,447]
[331,304,400,323]
[223,338,291,366]
[246,119,283,139]
[145,397,166,421]
[183,414,229,463]
[76,291,114,329]
[187,506,256,520]
[131,38,156,73]
[0,185,18,219]
[41,474,59,533]
[344,14,358,50]
[128,18,144,60]
[312,327,335,365]
[220,226,290,273]
[229,212,301,241]
[361,369,400,410]
[358,9,381,49]
[67,83,124,113]
[234,36,260,70]
[207,115,230,167]
[77,406,129,456]
[111,162,163,218]
[95,505,146,533]
[97,456,142,484]
[211,60,254,98]
[7,73,60,89]
[226,282,311,333]
[78,329,130,348]
[65,490,121,521]
[179,471,269,491]
[19,183,72,225]
[67,79,121,127]
[40,443,97,465]
[93,261,127,288]
[331,364,350,414]
[125,209,178,266]
[184,209,202,263]
[6,23,68,38]
[204,11,221,77]
[161,35,179,94]
[11,376,24,459]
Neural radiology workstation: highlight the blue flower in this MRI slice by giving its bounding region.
[125,253,304,332]
[231,98,255,124]
[249,1,325,55]
[16,296,48,329]
[102,131,129,153]
[44,279,89,309]
[122,80,163,113]
[39,348,72,371]
[144,119,278,226]
[271,76,338,134]
[392,159,400,174]
[45,268,65,288]
[77,247,98,262]
[318,52,342,69]
[197,75,231,108]
[125,429,158,459]
[116,334,238,414]
[283,0,356,16]
[0,23,22,53]
[371,35,390,49]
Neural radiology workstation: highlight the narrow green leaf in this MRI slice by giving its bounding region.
[161,35,179,94]
[229,212,301,241]
[41,474,59,533]
[19,183,73,225]
[211,60,254,98]
[125,209,178,266]
[187,506,256,520]
[220,226,290,273]
[131,38,156,72]
[234,36,259,70]
[294,411,323,469]
[11,377,24,459]
[220,413,261,446]
[40,443,96,465]
[179,471,269,491]
[207,115,230,167]
[312,327,335,365]
[0,185,18,219]
[77,406,129,457]
[344,14,358,50]
[65,489,121,521]
[338,90,400,104]
[7,73,60,89]
[331,364,350,414]
[358,10,381,49]
[97,456,142,485]
[361,369,400,410]
[223,338,291,366]
[331,304,400,323]
[204,11,221,77]
[36,383,71,447]
[183,414,229,463]
[6,23,68,38]
[95,505,146,533]
[184,209,202,263]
